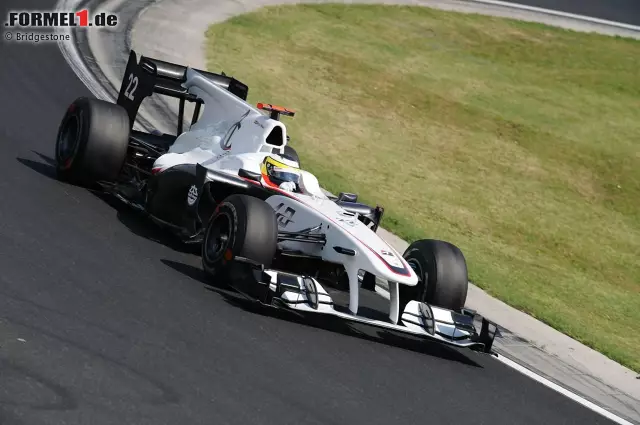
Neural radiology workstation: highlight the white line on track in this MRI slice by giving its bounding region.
[494,354,635,425]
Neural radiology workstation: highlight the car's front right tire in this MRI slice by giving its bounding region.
[399,239,469,312]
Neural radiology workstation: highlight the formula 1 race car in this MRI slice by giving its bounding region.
[54,50,497,353]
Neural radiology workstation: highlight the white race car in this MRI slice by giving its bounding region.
[54,50,497,353]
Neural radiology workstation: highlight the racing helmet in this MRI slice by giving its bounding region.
[261,155,301,189]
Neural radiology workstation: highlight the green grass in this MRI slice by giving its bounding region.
[204,4,640,371]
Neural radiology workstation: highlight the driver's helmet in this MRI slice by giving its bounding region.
[260,155,301,189]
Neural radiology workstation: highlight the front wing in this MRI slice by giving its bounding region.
[247,269,498,353]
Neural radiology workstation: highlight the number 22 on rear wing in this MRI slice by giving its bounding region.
[116,50,157,130]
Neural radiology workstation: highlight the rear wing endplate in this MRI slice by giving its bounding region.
[116,50,249,132]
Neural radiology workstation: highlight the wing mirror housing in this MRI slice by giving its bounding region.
[337,192,358,203]
[238,168,262,182]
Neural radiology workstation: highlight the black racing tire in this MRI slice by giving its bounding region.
[400,239,468,312]
[55,97,130,184]
[283,145,300,166]
[202,194,278,283]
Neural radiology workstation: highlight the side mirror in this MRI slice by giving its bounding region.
[238,168,261,182]
[338,192,358,203]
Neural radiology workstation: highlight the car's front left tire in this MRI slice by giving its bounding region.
[202,194,278,288]
[55,97,130,185]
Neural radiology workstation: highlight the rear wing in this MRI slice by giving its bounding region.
[116,50,249,134]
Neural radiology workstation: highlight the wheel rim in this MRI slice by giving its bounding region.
[407,258,423,283]
[407,257,427,300]
[204,212,232,265]
[57,115,80,169]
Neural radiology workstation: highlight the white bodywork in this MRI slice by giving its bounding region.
[152,69,426,327]
[152,68,289,176]
[262,192,417,322]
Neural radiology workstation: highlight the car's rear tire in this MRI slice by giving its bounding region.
[400,239,468,312]
[55,97,130,185]
[202,194,278,286]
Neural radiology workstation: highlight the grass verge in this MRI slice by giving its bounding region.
[204,4,640,372]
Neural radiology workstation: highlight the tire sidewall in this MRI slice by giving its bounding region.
[202,202,241,278]
[55,98,90,178]
[404,246,434,303]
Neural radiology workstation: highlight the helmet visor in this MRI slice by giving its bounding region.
[268,167,300,185]
[263,155,301,187]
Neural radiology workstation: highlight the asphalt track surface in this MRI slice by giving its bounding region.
[500,0,640,25]
[0,0,631,424]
